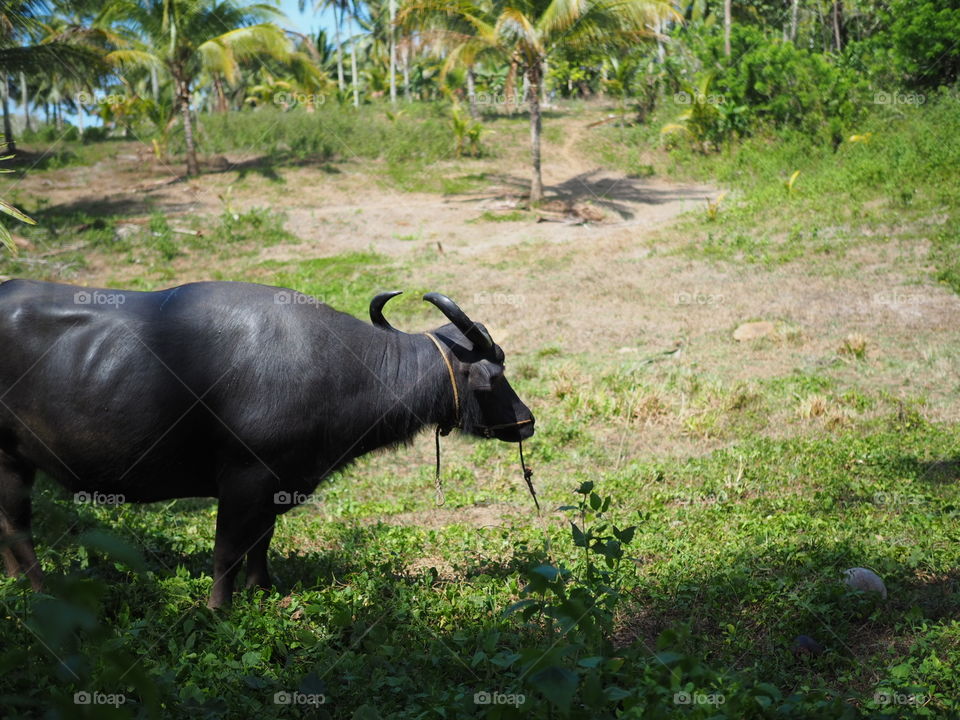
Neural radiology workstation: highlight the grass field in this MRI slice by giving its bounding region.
[1,97,959,718]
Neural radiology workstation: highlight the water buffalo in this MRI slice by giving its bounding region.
[0,280,534,607]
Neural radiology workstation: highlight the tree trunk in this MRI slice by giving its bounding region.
[816,2,829,52]
[1,76,14,150]
[466,65,478,119]
[402,43,410,102]
[151,65,159,100]
[505,57,517,111]
[832,1,843,52]
[790,0,799,42]
[388,0,397,104]
[541,59,548,106]
[334,6,345,92]
[20,72,31,133]
[350,37,359,107]
[526,62,543,206]
[178,78,199,176]
[724,0,732,57]
[56,101,63,131]
[213,73,227,112]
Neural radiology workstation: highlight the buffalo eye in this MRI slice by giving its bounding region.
[468,361,502,391]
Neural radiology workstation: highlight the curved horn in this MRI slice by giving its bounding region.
[370,291,403,329]
[422,292,493,351]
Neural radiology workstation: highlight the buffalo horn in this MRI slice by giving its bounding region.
[370,291,403,329]
[422,292,493,351]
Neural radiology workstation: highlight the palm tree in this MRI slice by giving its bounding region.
[723,0,731,56]
[0,0,110,148]
[1,136,36,253]
[402,0,678,204]
[300,0,361,95]
[104,0,291,175]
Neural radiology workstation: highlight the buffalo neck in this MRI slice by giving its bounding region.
[353,329,458,451]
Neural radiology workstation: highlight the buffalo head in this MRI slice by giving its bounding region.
[370,291,535,442]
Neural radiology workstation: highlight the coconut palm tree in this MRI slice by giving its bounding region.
[401,0,678,204]
[104,0,291,175]
[1,135,35,253]
[300,0,361,95]
[0,0,111,147]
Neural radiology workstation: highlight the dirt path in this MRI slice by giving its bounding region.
[11,113,716,264]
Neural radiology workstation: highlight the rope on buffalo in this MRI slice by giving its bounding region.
[519,440,540,513]
[434,426,446,506]
[434,427,539,513]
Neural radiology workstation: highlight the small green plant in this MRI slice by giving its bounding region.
[501,482,638,713]
[0,138,36,254]
[473,210,529,223]
[839,332,869,360]
[215,207,294,247]
[148,213,180,261]
[786,169,801,195]
[705,192,726,221]
[450,104,484,158]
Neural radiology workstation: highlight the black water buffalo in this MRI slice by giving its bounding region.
[0,280,534,607]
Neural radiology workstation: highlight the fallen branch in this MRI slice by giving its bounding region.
[587,114,619,128]
[38,241,89,257]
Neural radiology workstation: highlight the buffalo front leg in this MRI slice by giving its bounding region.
[0,454,43,590]
[244,520,275,591]
[208,486,277,609]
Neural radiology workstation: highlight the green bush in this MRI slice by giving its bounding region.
[883,0,960,88]
[711,26,868,137]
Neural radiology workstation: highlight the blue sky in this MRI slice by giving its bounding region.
[276,0,333,36]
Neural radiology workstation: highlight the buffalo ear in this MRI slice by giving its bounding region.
[468,361,495,391]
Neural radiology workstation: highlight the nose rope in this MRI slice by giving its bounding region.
[425,332,459,507]
[424,332,536,511]
[519,440,539,513]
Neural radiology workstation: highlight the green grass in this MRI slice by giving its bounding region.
[186,103,463,166]
[594,94,960,276]
[2,418,959,718]
[471,210,532,223]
